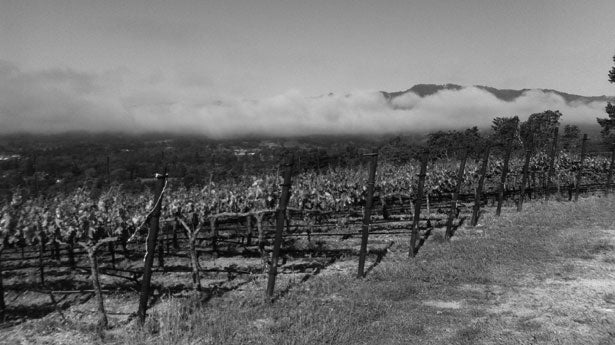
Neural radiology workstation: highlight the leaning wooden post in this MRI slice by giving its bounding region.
[606,145,615,196]
[496,138,514,216]
[137,172,167,325]
[545,127,559,201]
[266,157,293,300]
[472,144,491,226]
[574,134,588,202]
[445,148,468,240]
[518,144,532,212]
[410,151,428,258]
[357,151,378,278]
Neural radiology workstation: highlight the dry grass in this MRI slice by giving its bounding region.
[120,197,615,344]
[4,196,615,345]
[125,196,615,345]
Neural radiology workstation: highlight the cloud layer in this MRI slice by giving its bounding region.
[0,61,607,138]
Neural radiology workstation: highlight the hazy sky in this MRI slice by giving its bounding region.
[1,0,614,135]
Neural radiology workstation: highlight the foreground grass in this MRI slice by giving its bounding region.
[115,196,615,345]
[11,196,615,345]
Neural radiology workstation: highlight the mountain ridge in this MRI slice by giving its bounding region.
[381,83,615,104]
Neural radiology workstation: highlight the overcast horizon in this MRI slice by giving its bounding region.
[1,0,614,136]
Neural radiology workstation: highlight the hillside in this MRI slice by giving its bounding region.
[3,196,614,344]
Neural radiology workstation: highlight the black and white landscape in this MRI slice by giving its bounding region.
[1,2,615,345]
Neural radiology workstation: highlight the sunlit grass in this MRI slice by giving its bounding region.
[114,196,615,344]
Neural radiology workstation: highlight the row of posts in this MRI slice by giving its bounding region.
[268,132,607,293]
[138,132,611,315]
[362,131,604,267]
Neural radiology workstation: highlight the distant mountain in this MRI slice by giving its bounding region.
[381,83,614,104]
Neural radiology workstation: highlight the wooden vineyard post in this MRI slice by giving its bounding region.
[472,145,491,226]
[53,237,61,261]
[210,217,218,253]
[357,151,378,278]
[266,158,293,300]
[518,145,532,212]
[445,148,468,240]
[246,215,253,246]
[545,127,559,201]
[410,151,428,258]
[496,138,514,216]
[137,172,166,325]
[606,145,615,196]
[574,134,588,202]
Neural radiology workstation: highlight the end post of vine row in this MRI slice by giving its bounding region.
[357,150,378,278]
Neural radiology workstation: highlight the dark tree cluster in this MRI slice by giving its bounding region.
[597,54,615,145]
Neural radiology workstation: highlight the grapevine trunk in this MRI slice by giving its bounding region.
[188,236,201,291]
[87,248,108,329]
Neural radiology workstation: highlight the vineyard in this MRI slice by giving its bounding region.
[0,127,614,334]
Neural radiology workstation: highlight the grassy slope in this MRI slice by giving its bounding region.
[4,196,615,345]
[119,196,615,345]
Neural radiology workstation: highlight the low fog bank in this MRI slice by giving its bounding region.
[0,61,608,138]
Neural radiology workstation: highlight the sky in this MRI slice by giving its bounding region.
[1,0,614,136]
